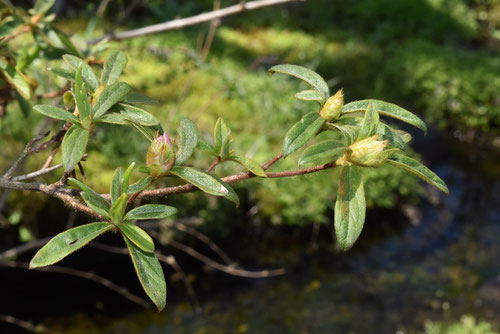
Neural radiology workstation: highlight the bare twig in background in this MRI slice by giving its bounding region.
[88,0,303,44]
[199,0,221,60]
[0,261,151,309]
[0,313,62,334]
[11,164,62,182]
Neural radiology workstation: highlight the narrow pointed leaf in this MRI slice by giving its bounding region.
[110,193,128,224]
[63,55,98,92]
[334,165,366,250]
[127,176,152,195]
[119,222,154,252]
[30,222,112,268]
[229,156,267,177]
[175,119,199,165]
[62,125,89,172]
[126,121,156,142]
[122,162,135,194]
[33,105,80,123]
[74,64,91,123]
[327,123,358,146]
[170,166,236,202]
[197,140,217,155]
[101,50,128,86]
[92,82,131,119]
[214,118,230,156]
[299,140,346,165]
[210,174,240,206]
[294,90,326,106]
[269,64,329,98]
[94,113,127,125]
[0,58,31,99]
[115,103,159,126]
[343,100,427,134]
[387,153,449,195]
[357,102,379,140]
[68,177,111,217]
[125,204,177,221]
[123,236,166,311]
[111,167,123,204]
[52,28,83,58]
[50,67,75,81]
[283,112,325,157]
[33,0,55,15]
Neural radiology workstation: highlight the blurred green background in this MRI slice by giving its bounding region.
[1,0,500,333]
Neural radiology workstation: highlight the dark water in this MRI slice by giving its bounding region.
[2,129,500,334]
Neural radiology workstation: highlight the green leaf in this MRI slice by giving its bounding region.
[110,167,123,204]
[122,162,135,194]
[125,204,177,221]
[326,123,359,146]
[30,222,112,268]
[294,90,326,106]
[101,50,128,86]
[94,113,127,125]
[299,140,346,165]
[170,166,237,203]
[197,139,217,155]
[127,176,152,194]
[343,100,427,134]
[229,156,267,177]
[387,153,449,195]
[126,121,156,142]
[0,58,31,99]
[357,102,379,141]
[119,222,154,252]
[50,67,75,81]
[15,92,31,117]
[116,104,159,126]
[63,55,98,92]
[68,178,111,218]
[0,0,15,12]
[214,118,231,157]
[110,193,128,224]
[33,0,55,15]
[123,236,166,311]
[16,45,39,71]
[33,105,80,124]
[269,64,329,99]
[92,82,131,119]
[334,165,366,250]
[61,125,89,172]
[210,174,240,206]
[175,119,199,165]
[123,92,159,105]
[283,112,325,157]
[74,64,91,124]
[52,28,83,58]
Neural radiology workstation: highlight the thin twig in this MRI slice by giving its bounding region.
[88,0,303,44]
[42,147,59,169]
[3,132,50,179]
[0,313,61,334]
[206,156,221,173]
[0,261,151,309]
[11,164,62,182]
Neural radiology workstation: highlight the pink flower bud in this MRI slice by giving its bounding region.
[146,132,175,177]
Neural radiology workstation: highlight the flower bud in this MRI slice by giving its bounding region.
[146,132,175,177]
[348,135,397,167]
[320,89,343,122]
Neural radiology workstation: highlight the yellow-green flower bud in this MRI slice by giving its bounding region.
[320,89,344,122]
[348,135,396,167]
[146,132,175,177]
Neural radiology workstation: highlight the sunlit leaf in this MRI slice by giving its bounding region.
[115,104,159,126]
[33,0,55,15]
[214,118,231,157]
[63,55,98,92]
[123,91,159,105]
[0,58,31,99]
[387,153,449,195]
[33,105,80,124]
[122,162,135,194]
[294,89,326,106]
[50,67,75,81]
[123,236,166,311]
[357,102,379,140]
[299,140,346,165]
[110,193,128,224]
[229,155,267,177]
[283,112,325,157]
[175,119,199,165]
[127,176,152,195]
[51,28,83,58]
[74,64,91,124]
[61,124,89,172]
[101,50,128,86]
[343,99,427,134]
[334,165,365,250]
[124,204,177,221]
[92,82,131,119]
[269,64,330,99]
[119,222,154,252]
[110,167,123,204]
[68,178,111,218]
[30,222,112,268]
